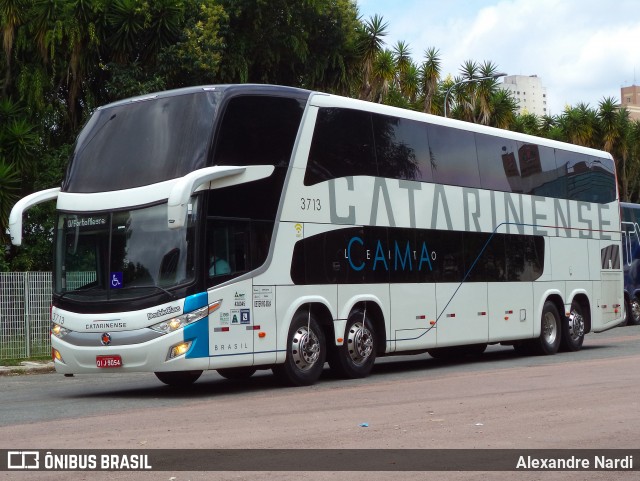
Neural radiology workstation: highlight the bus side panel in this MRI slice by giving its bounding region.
[435,283,488,347]
[487,282,534,342]
[548,236,590,283]
[252,284,278,365]
[207,280,254,370]
[390,283,437,352]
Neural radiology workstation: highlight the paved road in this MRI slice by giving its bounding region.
[2,325,640,481]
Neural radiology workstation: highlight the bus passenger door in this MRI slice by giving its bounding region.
[206,220,255,369]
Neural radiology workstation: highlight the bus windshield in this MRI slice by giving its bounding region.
[54,201,197,300]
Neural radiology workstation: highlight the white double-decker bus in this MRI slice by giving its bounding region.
[10,84,624,386]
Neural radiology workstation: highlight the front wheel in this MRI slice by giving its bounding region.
[328,309,376,379]
[154,370,202,386]
[560,302,585,352]
[272,311,326,386]
[533,301,561,355]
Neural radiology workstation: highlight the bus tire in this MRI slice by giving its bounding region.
[560,302,585,352]
[533,301,561,355]
[513,341,534,356]
[620,297,630,326]
[273,311,326,386]
[328,309,376,379]
[629,297,640,325]
[154,370,202,386]
[217,367,257,380]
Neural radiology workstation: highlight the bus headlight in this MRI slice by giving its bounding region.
[150,306,208,334]
[168,341,193,359]
[51,322,71,339]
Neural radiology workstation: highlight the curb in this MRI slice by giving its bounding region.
[0,362,55,376]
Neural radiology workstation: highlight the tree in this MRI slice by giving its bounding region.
[420,47,440,114]
[0,0,28,95]
[357,13,387,101]
[0,160,19,239]
[216,0,361,91]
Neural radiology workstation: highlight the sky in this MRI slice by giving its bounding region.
[357,0,640,116]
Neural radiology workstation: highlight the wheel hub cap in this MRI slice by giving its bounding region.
[347,321,373,366]
[542,312,557,344]
[568,310,584,340]
[292,326,320,371]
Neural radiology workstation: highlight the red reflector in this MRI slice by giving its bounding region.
[505,310,513,314]
[222,327,229,332]
[416,315,426,319]
[252,325,261,330]
[446,313,455,318]
[478,311,487,316]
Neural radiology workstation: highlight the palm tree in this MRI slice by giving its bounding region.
[475,60,502,125]
[402,63,420,106]
[598,97,621,153]
[454,60,480,121]
[558,103,596,147]
[420,47,441,114]
[489,89,517,129]
[357,14,388,101]
[0,160,19,237]
[392,40,412,95]
[371,49,395,103]
[510,112,539,135]
[0,0,27,95]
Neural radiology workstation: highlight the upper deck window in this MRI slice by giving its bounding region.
[65,91,219,193]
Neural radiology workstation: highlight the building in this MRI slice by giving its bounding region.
[621,85,640,120]
[498,75,549,117]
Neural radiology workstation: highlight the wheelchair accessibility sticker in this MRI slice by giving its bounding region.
[111,272,123,288]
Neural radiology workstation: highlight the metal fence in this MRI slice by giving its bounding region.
[0,272,52,359]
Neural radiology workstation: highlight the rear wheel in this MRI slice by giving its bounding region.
[273,311,326,386]
[533,301,561,355]
[629,297,640,326]
[328,309,376,379]
[154,370,202,386]
[560,302,585,352]
[217,367,257,380]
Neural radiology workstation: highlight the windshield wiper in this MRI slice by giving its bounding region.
[118,285,176,299]
[56,284,101,301]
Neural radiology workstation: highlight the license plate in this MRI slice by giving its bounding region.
[96,355,122,368]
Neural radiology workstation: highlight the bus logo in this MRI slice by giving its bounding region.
[100,333,112,346]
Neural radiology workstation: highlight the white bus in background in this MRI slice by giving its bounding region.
[9,84,624,387]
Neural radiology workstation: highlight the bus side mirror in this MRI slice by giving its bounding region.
[9,187,61,246]
[167,165,274,229]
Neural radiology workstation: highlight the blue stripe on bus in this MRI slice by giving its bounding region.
[184,318,209,359]
[184,292,208,313]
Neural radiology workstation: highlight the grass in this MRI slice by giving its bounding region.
[0,334,51,362]
[1,355,52,366]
